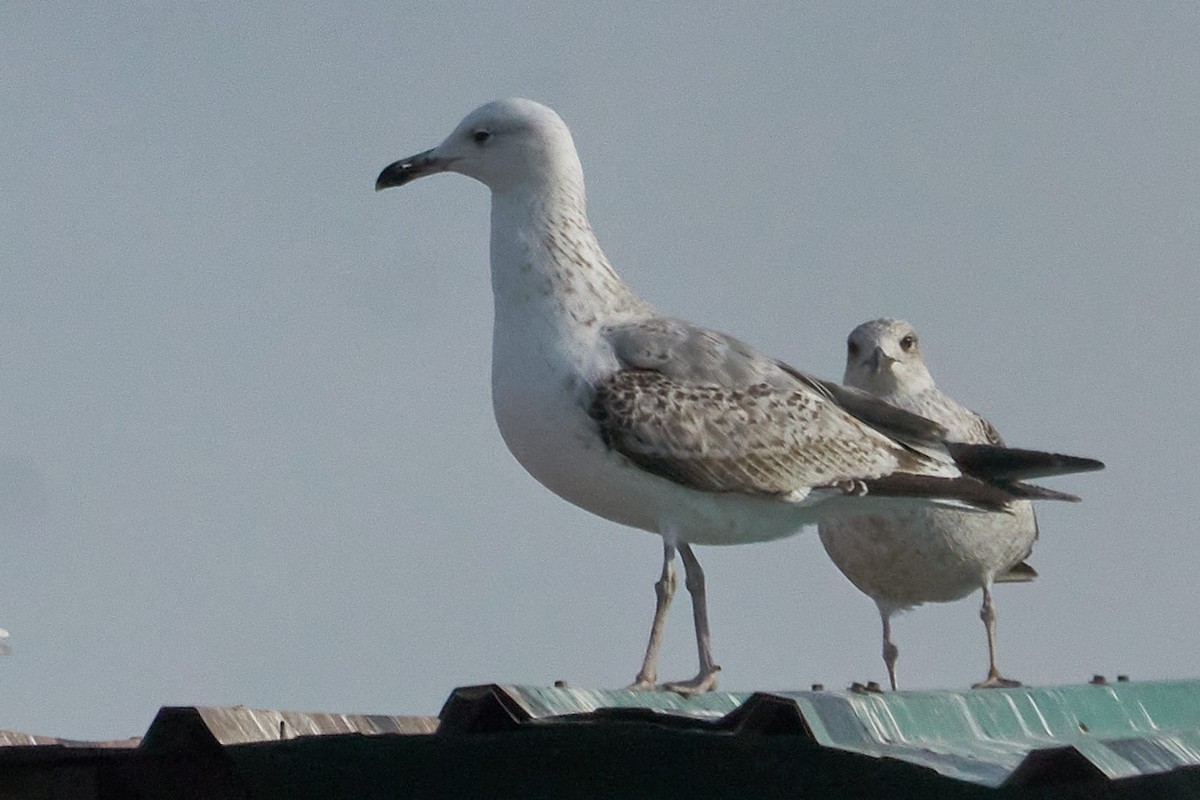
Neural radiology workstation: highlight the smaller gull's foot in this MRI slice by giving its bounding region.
[662,666,721,695]
[972,674,1022,689]
[625,677,658,692]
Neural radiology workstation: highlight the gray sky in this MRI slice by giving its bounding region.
[2,3,1197,739]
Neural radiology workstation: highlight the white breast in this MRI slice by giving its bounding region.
[819,496,1037,610]
[483,188,843,546]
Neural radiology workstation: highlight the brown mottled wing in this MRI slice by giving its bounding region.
[607,318,949,444]
[589,369,929,497]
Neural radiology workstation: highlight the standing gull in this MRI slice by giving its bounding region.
[375,99,1102,693]
[820,318,1045,689]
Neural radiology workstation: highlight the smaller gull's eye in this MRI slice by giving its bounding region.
[472,129,492,144]
[899,334,916,352]
[847,340,860,358]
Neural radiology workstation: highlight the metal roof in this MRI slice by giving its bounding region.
[0,731,139,748]
[140,704,438,750]
[1,680,1198,797]
[439,679,1200,788]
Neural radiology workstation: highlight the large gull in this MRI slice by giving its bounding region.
[375,99,1102,693]
[820,318,1044,689]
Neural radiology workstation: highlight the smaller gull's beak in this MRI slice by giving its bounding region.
[868,346,897,374]
[375,148,447,191]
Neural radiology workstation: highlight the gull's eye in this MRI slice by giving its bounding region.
[471,129,492,144]
[899,334,916,352]
[847,340,860,358]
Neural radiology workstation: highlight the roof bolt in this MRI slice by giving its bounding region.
[1117,674,1129,682]
[811,683,825,692]
[849,682,868,694]
[1090,674,1107,685]
[553,680,568,689]
[866,681,883,693]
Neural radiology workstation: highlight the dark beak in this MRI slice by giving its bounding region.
[375,148,446,191]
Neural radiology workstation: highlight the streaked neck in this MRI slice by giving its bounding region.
[489,185,650,328]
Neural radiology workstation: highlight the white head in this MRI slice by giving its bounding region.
[843,318,937,396]
[375,98,585,196]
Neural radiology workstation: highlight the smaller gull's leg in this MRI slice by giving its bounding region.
[662,542,721,694]
[880,606,900,691]
[972,585,1021,689]
[627,540,677,691]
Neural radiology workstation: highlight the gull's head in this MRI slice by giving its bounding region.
[376,98,583,196]
[843,318,936,395]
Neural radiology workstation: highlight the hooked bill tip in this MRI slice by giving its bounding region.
[375,161,411,191]
[376,148,442,192]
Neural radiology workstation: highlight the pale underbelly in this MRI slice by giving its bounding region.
[490,367,824,547]
[818,504,1037,609]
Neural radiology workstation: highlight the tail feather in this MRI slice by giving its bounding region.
[842,441,1101,511]
[851,474,1016,512]
[998,481,1082,503]
[997,560,1038,583]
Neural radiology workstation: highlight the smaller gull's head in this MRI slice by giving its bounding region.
[843,318,936,395]
[375,98,584,196]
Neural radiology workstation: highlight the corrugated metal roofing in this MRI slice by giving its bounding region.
[440,680,1200,788]
[1,681,1198,797]
[0,731,139,748]
[140,705,438,750]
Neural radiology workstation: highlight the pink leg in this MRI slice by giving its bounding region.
[880,607,900,690]
[972,586,1021,689]
[662,543,720,694]
[627,540,677,690]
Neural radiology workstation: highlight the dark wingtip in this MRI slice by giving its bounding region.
[1050,454,1105,473]
[946,443,1105,482]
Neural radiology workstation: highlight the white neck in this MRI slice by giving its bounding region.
[485,179,652,488]
[488,185,651,342]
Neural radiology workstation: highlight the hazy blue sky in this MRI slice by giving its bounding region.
[2,3,1197,739]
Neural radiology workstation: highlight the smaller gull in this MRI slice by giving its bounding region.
[375,100,1103,692]
[820,318,1049,689]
